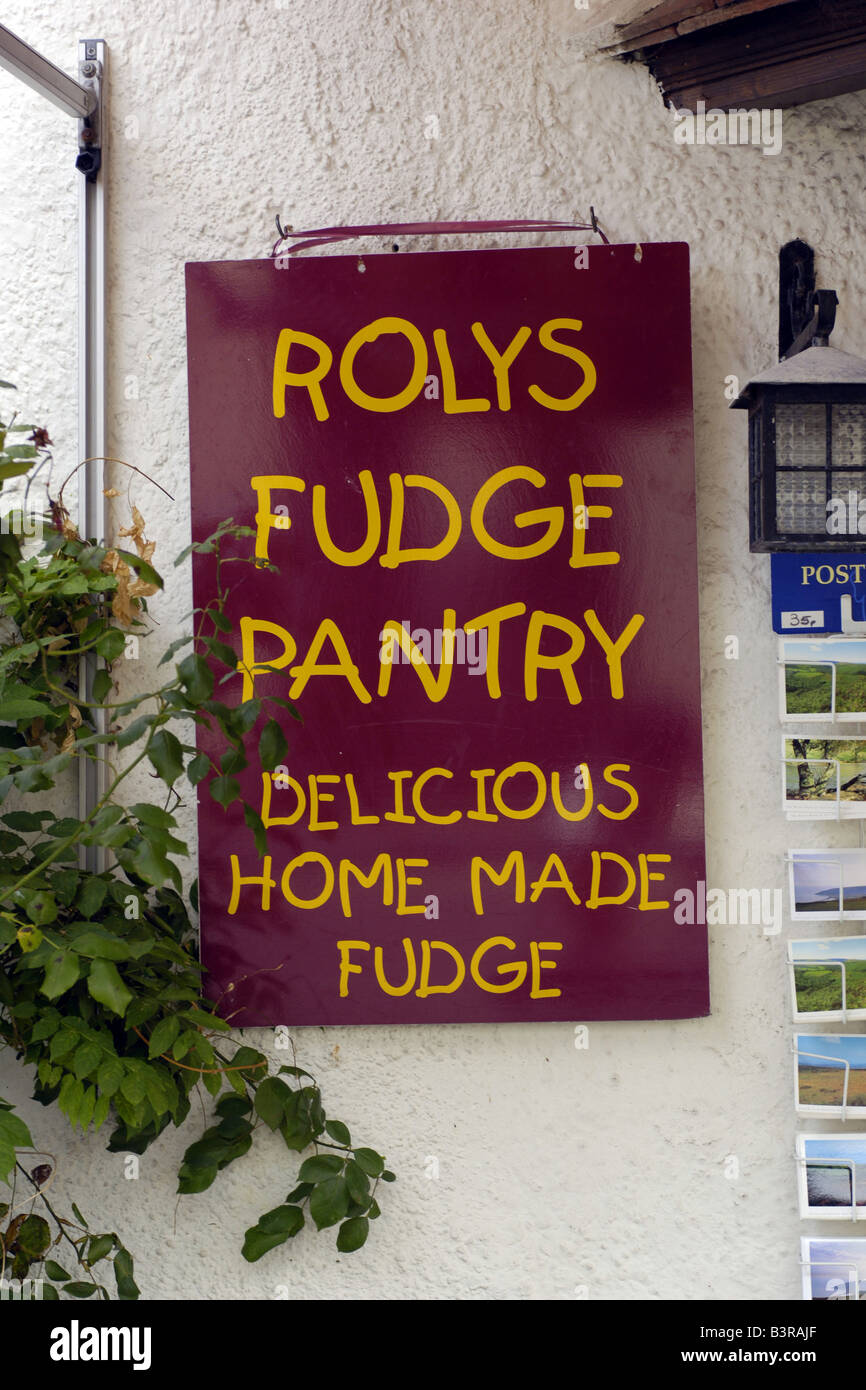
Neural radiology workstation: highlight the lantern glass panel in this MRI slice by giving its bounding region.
[832,405,866,468]
[771,401,866,540]
[775,403,825,468]
[775,470,826,534]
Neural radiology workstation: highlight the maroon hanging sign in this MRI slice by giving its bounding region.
[185,240,708,1025]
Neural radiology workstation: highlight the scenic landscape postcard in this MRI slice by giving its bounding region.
[795,1033,866,1116]
[783,738,866,820]
[781,637,866,722]
[797,1135,866,1220]
[789,849,866,920]
[801,1237,866,1300]
[790,939,866,1022]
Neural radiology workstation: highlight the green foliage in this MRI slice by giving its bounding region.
[237,1067,389,1258]
[0,1101,32,1184]
[0,399,393,1297]
[0,1160,138,1301]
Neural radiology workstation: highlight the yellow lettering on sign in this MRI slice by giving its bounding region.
[337,940,370,996]
[417,940,466,996]
[471,322,531,411]
[312,469,381,566]
[471,851,526,915]
[340,317,428,413]
[470,937,528,993]
[273,330,333,421]
[250,475,306,563]
[238,617,297,702]
[530,941,562,998]
[374,938,417,995]
[433,328,490,415]
[380,474,462,569]
[470,467,563,561]
[339,855,395,918]
[569,474,622,569]
[528,318,597,412]
[288,618,372,703]
[524,610,585,703]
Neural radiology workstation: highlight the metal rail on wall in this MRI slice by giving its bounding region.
[0,25,107,868]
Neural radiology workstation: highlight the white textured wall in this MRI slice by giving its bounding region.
[2,0,866,1301]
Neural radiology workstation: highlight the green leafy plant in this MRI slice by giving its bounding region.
[0,386,394,1297]
[0,1128,138,1300]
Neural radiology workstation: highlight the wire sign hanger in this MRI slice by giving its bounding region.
[270,212,610,260]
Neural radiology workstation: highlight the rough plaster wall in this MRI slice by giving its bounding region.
[1,0,865,1301]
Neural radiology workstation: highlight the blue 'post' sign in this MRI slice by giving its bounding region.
[771,553,866,634]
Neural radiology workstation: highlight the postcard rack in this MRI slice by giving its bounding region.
[781,641,866,1298]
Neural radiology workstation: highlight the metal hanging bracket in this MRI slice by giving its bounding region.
[76,41,102,182]
[779,241,839,359]
[0,22,94,117]
[783,288,839,359]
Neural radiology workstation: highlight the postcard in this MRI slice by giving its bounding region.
[781,637,866,722]
[801,1236,866,1299]
[797,1135,866,1219]
[795,1032,866,1117]
[789,850,866,920]
[783,738,866,819]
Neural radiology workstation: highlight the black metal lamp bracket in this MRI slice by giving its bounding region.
[784,289,839,359]
[779,241,838,360]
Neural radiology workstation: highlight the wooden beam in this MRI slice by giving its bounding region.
[604,0,801,52]
[637,0,866,110]
[663,41,866,109]
[677,0,800,35]
[617,0,717,44]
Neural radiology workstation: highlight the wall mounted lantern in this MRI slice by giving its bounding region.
[733,252,866,553]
